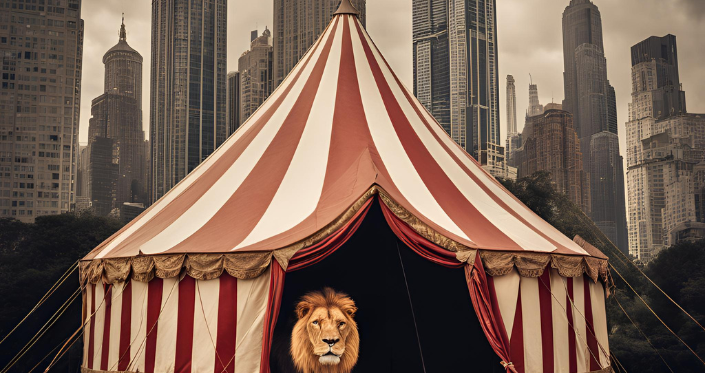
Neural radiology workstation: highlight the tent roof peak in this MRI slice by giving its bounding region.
[334,0,360,16]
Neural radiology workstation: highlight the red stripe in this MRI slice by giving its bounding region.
[260,261,286,373]
[166,17,342,254]
[145,278,164,373]
[175,276,196,373]
[100,284,112,370]
[538,270,554,373]
[584,277,601,370]
[353,20,521,251]
[215,274,238,373]
[104,25,330,260]
[87,284,96,368]
[511,289,525,373]
[567,278,577,372]
[118,281,133,370]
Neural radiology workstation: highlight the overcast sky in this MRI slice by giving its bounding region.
[80,0,705,161]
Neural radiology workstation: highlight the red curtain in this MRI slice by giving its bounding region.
[259,198,374,373]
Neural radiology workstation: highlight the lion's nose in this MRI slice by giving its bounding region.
[322,338,339,346]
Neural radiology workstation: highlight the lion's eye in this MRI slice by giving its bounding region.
[339,322,346,327]
[312,320,318,325]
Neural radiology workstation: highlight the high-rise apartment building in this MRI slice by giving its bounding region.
[562,0,627,250]
[0,0,84,222]
[626,35,705,262]
[448,0,500,161]
[528,82,544,117]
[150,0,227,202]
[238,29,273,124]
[413,0,451,134]
[505,75,520,167]
[514,109,590,212]
[273,0,366,88]
[87,19,146,216]
[227,71,241,136]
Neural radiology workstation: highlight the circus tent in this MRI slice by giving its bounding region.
[79,2,612,372]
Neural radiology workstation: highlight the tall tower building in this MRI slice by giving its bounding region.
[413,0,451,134]
[227,71,241,136]
[448,0,501,164]
[238,29,273,125]
[506,75,517,136]
[562,0,627,250]
[150,0,227,202]
[273,0,366,88]
[87,18,146,216]
[626,35,704,262]
[528,82,544,117]
[0,0,84,221]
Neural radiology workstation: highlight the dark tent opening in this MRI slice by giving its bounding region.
[271,200,502,372]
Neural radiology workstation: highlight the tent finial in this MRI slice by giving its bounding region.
[334,0,359,17]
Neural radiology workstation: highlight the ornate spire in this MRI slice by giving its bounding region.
[334,0,359,17]
[119,13,126,41]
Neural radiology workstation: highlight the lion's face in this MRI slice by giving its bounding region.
[290,288,359,373]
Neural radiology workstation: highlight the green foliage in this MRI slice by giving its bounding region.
[0,211,123,372]
[500,172,705,372]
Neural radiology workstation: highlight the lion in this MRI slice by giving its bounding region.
[290,288,360,373]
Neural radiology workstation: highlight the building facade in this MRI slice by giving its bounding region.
[87,19,146,216]
[227,71,241,136]
[562,0,627,250]
[238,29,273,124]
[413,0,451,134]
[515,109,590,212]
[150,0,227,203]
[0,0,84,221]
[505,75,520,167]
[626,35,705,261]
[273,0,366,88]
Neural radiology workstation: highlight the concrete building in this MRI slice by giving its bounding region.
[0,0,84,221]
[150,0,227,203]
[514,109,590,212]
[238,29,273,124]
[528,83,544,117]
[562,0,627,251]
[505,76,520,168]
[413,0,451,134]
[227,71,241,136]
[87,19,146,216]
[273,0,366,88]
[626,35,705,261]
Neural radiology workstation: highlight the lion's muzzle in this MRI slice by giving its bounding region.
[319,350,342,365]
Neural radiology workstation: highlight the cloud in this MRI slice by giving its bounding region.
[680,0,705,19]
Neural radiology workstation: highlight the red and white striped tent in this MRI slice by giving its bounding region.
[79,2,612,372]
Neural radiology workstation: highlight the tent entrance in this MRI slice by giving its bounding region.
[270,201,501,372]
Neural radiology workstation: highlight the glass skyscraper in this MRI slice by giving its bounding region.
[150,0,227,203]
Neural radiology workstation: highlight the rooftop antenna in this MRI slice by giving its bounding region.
[529,73,533,85]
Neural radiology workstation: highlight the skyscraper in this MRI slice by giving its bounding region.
[506,75,517,136]
[87,19,146,216]
[0,0,84,222]
[238,29,273,124]
[227,71,241,136]
[562,0,627,250]
[626,35,704,262]
[273,0,366,88]
[528,82,544,117]
[150,0,227,202]
[448,0,501,164]
[413,0,451,134]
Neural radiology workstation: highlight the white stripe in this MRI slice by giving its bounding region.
[573,276,589,373]
[550,270,570,372]
[83,285,92,367]
[154,278,179,372]
[107,283,124,369]
[129,280,149,372]
[95,22,317,259]
[520,277,543,373]
[492,269,521,339]
[236,20,344,250]
[235,267,271,373]
[406,85,588,255]
[192,279,220,372]
[92,284,106,370]
[349,17,468,240]
[363,30,556,252]
[139,23,338,256]
[590,281,609,367]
